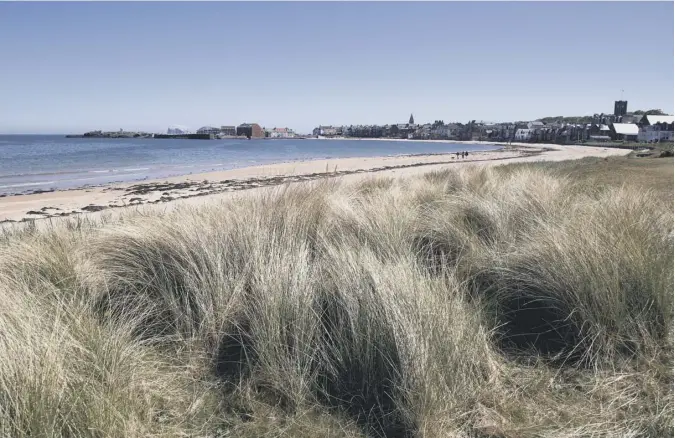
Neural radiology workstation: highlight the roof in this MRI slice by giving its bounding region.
[645,115,674,125]
[612,123,639,135]
[600,124,610,131]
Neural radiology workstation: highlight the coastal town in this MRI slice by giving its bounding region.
[174,99,673,146]
[311,100,673,145]
[68,100,674,146]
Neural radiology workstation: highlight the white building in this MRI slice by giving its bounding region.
[267,127,295,138]
[320,126,338,136]
[167,125,190,134]
[637,115,674,142]
[527,121,545,131]
[514,129,533,141]
[196,126,221,135]
[220,125,237,136]
[611,123,639,141]
[641,115,674,125]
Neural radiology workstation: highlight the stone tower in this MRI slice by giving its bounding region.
[409,113,415,125]
[614,100,628,117]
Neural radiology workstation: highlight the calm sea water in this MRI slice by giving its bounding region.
[0,136,498,195]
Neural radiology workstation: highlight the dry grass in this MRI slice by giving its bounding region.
[504,155,674,207]
[0,158,672,437]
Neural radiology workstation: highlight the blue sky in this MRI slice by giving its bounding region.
[1,2,673,134]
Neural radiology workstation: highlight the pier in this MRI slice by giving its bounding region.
[152,133,215,140]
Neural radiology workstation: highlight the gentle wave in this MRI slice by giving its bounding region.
[1,166,153,180]
[0,169,79,179]
[0,181,57,189]
[0,173,150,192]
[67,174,146,183]
[88,167,151,174]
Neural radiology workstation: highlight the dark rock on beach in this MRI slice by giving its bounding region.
[81,205,108,212]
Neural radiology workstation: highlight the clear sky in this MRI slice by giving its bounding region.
[1,2,673,134]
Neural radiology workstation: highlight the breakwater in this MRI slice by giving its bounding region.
[152,133,214,140]
[66,132,153,139]
[65,133,215,140]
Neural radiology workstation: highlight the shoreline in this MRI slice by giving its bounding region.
[1,139,503,198]
[0,143,631,225]
[315,137,561,148]
[1,147,505,198]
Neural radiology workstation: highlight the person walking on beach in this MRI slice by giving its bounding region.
[465,151,469,158]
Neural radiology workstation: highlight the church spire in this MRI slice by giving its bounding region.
[409,113,415,125]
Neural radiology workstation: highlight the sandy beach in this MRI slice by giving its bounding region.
[0,143,631,225]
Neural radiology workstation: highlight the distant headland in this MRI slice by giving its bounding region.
[65,130,243,140]
[65,130,154,139]
[64,127,314,141]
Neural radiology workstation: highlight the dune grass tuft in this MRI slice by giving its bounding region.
[0,161,671,437]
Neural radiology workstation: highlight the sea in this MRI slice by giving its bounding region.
[0,135,499,195]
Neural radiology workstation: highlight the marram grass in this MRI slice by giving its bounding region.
[0,164,671,437]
